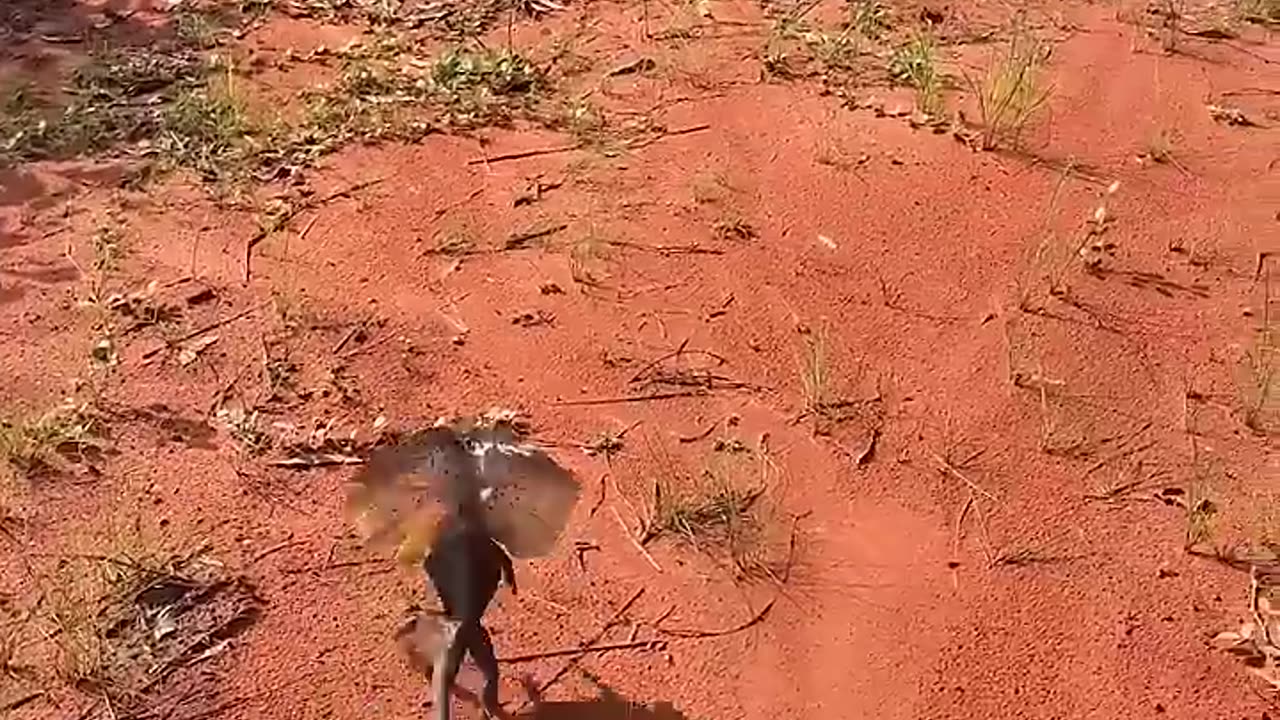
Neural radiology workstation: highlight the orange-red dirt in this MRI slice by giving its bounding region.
[2,1,1278,720]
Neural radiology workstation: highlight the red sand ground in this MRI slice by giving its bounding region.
[2,1,1278,719]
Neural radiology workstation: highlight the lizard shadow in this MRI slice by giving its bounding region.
[512,671,690,720]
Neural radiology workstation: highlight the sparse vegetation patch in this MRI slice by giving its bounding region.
[888,32,943,116]
[641,451,783,581]
[965,28,1051,150]
[1238,260,1277,433]
[430,47,546,126]
[40,540,261,713]
[0,400,106,476]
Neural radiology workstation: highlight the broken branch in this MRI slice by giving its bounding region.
[552,391,705,407]
[658,599,776,639]
[467,144,582,166]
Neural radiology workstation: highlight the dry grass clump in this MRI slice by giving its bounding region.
[966,27,1052,150]
[0,400,106,476]
[634,440,792,583]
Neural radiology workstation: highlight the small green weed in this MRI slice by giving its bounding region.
[430,48,545,126]
[799,324,834,416]
[849,0,891,39]
[644,452,778,580]
[650,470,761,544]
[294,57,432,148]
[554,97,609,148]
[1237,278,1277,433]
[762,7,864,80]
[965,28,1051,150]
[216,405,271,454]
[888,32,943,116]
[569,233,610,286]
[173,6,227,49]
[1237,0,1279,23]
[0,400,106,475]
[808,31,860,73]
[0,85,46,166]
[0,47,265,182]
[762,12,811,79]
[157,81,252,181]
[90,224,126,275]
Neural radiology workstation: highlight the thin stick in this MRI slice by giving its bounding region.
[506,223,568,249]
[629,337,693,383]
[624,123,712,151]
[298,215,319,241]
[189,231,200,277]
[433,186,485,220]
[552,391,704,407]
[142,303,266,360]
[250,539,306,564]
[523,591,571,615]
[499,637,665,663]
[610,506,662,572]
[208,362,254,415]
[0,692,44,713]
[267,453,364,468]
[339,326,392,359]
[608,471,645,548]
[969,496,996,566]
[952,494,973,558]
[677,419,719,443]
[293,558,390,575]
[332,320,368,354]
[589,475,607,517]
[658,598,775,639]
[1079,439,1156,481]
[950,493,973,589]
[466,144,582,166]
[931,452,999,501]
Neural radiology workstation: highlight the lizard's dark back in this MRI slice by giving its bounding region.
[424,514,506,621]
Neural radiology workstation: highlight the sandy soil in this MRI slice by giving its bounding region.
[2,1,1278,719]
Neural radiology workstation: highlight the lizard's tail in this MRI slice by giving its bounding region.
[431,618,462,720]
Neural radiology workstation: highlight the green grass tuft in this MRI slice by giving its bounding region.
[888,32,943,116]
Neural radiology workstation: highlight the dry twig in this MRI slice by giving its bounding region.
[244,178,385,282]
[658,599,776,639]
[521,588,646,705]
